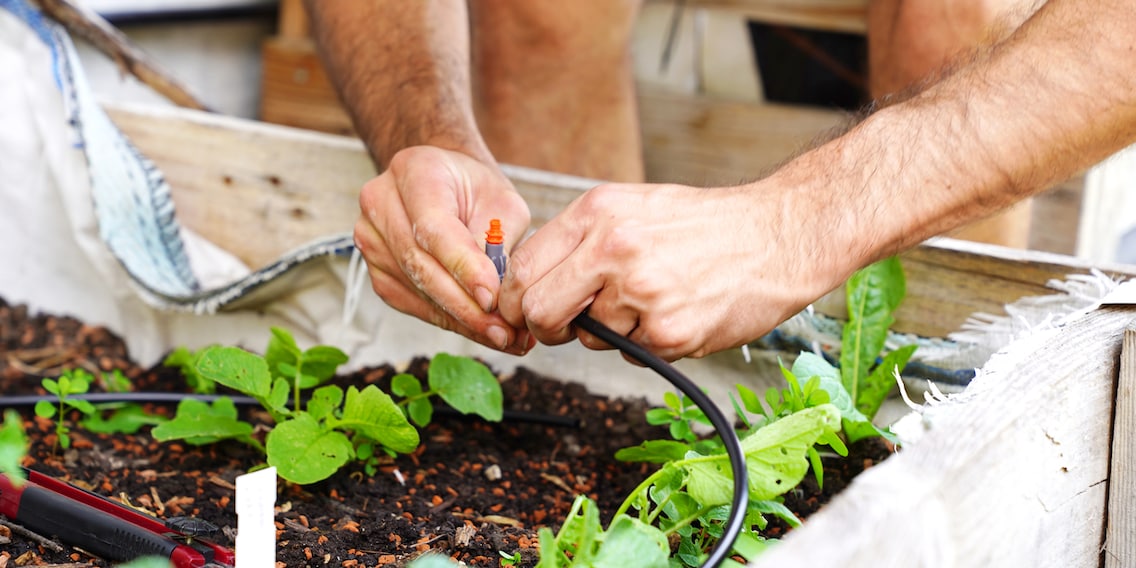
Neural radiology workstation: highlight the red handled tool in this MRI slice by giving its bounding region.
[0,468,234,567]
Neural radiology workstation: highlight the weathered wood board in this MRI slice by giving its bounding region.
[105,103,1136,341]
[1105,321,1136,568]
[752,304,1133,567]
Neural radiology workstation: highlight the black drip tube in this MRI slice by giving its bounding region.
[572,312,748,568]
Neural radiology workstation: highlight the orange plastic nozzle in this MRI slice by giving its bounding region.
[486,219,504,245]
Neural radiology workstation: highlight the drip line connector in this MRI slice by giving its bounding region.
[485,219,507,281]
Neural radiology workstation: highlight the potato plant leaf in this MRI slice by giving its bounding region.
[196,347,271,399]
[163,346,215,394]
[428,353,503,422]
[266,413,353,484]
[326,385,419,454]
[152,398,254,446]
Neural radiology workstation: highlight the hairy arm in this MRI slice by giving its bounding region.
[500,0,1136,360]
[778,0,1136,297]
[303,0,493,167]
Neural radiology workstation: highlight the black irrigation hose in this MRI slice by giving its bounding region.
[0,393,580,428]
[573,312,747,568]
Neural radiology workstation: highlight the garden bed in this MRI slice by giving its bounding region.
[0,298,891,567]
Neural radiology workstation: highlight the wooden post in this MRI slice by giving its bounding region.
[1105,320,1136,568]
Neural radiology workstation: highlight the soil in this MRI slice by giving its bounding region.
[0,298,892,567]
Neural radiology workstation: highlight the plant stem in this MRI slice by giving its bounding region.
[396,389,438,407]
[662,505,712,537]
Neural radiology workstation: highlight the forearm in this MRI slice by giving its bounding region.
[770,0,1136,292]
[304,0,494,168]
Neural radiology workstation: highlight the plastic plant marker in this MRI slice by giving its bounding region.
[236,466,277,568]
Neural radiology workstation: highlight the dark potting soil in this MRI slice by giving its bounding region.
[0,298,892,567]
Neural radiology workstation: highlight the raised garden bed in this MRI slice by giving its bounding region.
[6,102,1136,567]
[0,298,893,566]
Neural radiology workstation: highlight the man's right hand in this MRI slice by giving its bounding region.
[353,146,533,354]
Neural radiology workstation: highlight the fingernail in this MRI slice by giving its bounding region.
[487,325,509,350]
[475,286,494,313]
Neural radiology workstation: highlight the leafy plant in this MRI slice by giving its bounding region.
[835,257,917,441]
[164,346,216,394]
[152,327,504,485]
[34,369,97,451]
[0,410,28,486]
[499,550,521,567]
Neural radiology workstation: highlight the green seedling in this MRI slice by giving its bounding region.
[498,550,521,567]
[164,346,216,394]
[153,327,504,485]
[34,368,97,451]
[0,410,28,486]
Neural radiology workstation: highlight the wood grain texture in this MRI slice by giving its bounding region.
[105,103,1136,340]
[259,37,354,136]
[1105,321,1136,568]
[751,305,1135,568]
[637,86,848,186]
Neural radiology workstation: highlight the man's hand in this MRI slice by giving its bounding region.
[497,182,837,361]
[354,146,533,354]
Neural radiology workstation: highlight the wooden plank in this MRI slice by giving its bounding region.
[258,37,354,135]
[104,103,1136,340]
[670,0,868,34]
[751,304,1135,567]
[637,86,848,185]
[1105,320,1136,568]
[816,239,1136,338]
[276,0,309,40]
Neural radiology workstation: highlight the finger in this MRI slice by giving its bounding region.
[573,300,639,352]
[356,217,525,353]
[500,222,605,346]
[411,210,505,313]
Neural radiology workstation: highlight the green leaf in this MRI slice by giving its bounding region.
[428,353,503,422]
[267,413,353,484]
[407,399,433,428]
[856,344,918,419]
[298,345,349,384]
[731,532,773,561]
[0,410,28,486]
[308,385,344,421]
[196,347,272,398]
[645,408,673,426]
[34,400,55,419]
[536,528,561,568]
[63,398,97,416]
[102,369,133,393]
[264,329,302,381]
[164,347,216,394]
[615,440,691,463]
[750,499,801,527]
[151,398,254,445]
[327,385,419,454]
[840,256,905,403]
[685,404,841,505]
[736,384,764,416]
[592,516,669,568]
[82,405,168,435]
[267,378,291,416]
[390,373,423,397]
[41,378,59,396]
[555,496,601,565]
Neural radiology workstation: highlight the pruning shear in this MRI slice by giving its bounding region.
[0,468,234,567]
